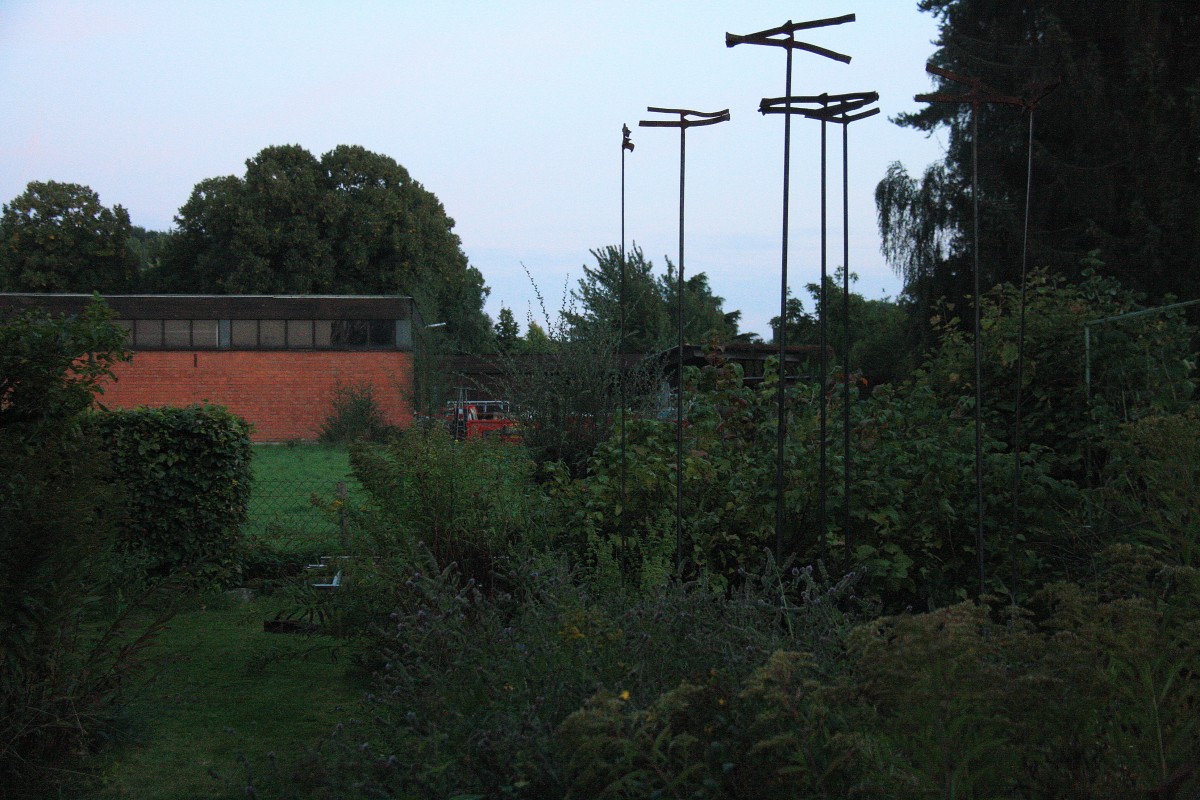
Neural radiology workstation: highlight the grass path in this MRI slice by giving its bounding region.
[96,594,363,799]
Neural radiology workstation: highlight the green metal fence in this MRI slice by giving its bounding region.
[244,477,361,555]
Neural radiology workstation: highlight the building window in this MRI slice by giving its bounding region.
[286,319,313,347]
[259,320,285,347]
[231,320,258,348]
[118,318,403,350]
[164,320,191,348]
[135,320,163,348]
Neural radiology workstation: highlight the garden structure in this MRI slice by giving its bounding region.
[0,293,422,441]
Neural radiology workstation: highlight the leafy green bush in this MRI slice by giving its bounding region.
[556,562,1200,799]
[88,403,253,582]
[237,554,867,799]
[922,268,1197,482]
[319,382,391,444]
[1098,409,1200,568]
[348,422,540,581]
[1,299,171,796]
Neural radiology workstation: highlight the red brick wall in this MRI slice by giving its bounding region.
[98,351,414,442]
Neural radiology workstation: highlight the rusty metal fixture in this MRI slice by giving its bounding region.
[727,14,855,560]
[638,106,730,574]
[915,64,1026,598]
[763,92,880,567]
[759,90,876,562]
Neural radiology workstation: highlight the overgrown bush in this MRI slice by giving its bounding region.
[348,422,541,581]
[237,554,868,799]
[1097,409,1200,569]
[0,299,170,797]
[922,268,1197,482]
[88,403,253,583]
[556,560,1200,799]
[319,382,391,444]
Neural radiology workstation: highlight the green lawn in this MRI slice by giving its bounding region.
[246,444,362,555]
[97,594,363,799]
[94,444,368,799]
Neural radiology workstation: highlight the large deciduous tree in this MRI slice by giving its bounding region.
[0,181,136,292]
[161,144,491,350]
[877,0,1200,318]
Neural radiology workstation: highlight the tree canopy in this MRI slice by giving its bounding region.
[877,0,1200,314]
[563,244,741,352]
[0,181,137,293]
[158,144,491,349]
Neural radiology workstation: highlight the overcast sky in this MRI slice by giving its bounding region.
[0,1,946,338]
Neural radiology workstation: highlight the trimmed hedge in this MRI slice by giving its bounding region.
[89,404,253,580]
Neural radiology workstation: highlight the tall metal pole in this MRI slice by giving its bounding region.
[916,64,1025,598]
[971,102,985,597]
[818,105,829,544]
[1008,81,1056,603]
[841,120,852,565]
[620,124,634,565]
[761,90,876,563]
[727,14,854,558]
[639,106,730,575]
[776,42,792,558]
[677,122,686,575]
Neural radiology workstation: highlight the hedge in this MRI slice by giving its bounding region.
[88,404,253,580]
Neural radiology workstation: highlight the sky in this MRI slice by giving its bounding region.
[0,1,947,339]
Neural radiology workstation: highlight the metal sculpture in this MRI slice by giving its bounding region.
[761,92,878,564]
[915,65,1025,597]
[638,106,731,572]
[726,14,855,558]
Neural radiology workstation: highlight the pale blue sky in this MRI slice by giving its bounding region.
[0,1,945,338]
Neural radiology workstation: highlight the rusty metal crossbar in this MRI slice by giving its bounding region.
[725,14,855,63]
[639,107,731,128]
[759,91,879,121]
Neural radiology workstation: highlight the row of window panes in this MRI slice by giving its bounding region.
[115,319,400,349]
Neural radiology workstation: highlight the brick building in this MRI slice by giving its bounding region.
[0,294,422,442]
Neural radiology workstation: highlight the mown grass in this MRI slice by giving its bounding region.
[95,444,366,799]
[246,444,362,555]
[97,594,363,800]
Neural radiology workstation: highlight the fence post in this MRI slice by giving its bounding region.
[337,480,349,550]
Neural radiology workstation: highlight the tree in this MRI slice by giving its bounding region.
[0,181,136,292]
[162,144,491,350]
[657,264,740,347]
[877,0,1200,317]
[493,306,521,352]
[565,244,741,352]
[565,244,669,352]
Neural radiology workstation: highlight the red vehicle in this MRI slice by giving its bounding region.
[445,398,520,441]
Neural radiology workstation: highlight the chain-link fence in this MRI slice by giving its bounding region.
[245,477,362,555]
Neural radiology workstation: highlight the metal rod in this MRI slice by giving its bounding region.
[677,122,686,575]
[639,107,729,576]
[842,119,852,567]
[972,103,985,598]
[1009,108,1034,603]
[819,107,829,548]
[620,123,633,565]
[775,43,793,559]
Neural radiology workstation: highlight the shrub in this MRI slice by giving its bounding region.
[555,568,1200,799]
[88,403,253,582]
[237,554,867,799]
[1,299,170,796]
[319,382,391,444]
[348,422,540,582]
